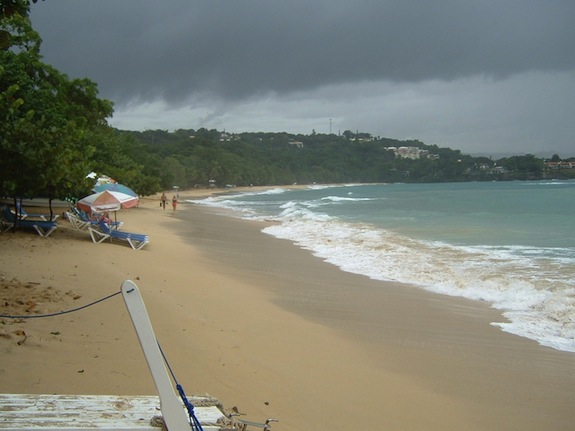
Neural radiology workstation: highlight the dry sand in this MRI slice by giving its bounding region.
[1,189,575,431]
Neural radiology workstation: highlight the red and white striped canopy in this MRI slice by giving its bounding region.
[77,190,139,213]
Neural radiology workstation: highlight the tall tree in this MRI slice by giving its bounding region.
[0,0,113,209]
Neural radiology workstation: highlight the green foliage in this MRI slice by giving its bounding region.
[1,1,160,202]
[121,129,557,188]
[498,154,544,180]
[1,3,94,200]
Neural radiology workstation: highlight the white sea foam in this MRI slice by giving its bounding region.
[321,196,374,202]
[252,187,289,195]
[532,180,572,186]
[190,196,251,211]
[307,184,343,190]
[261,218,575,353]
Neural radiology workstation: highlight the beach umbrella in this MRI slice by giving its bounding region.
[92,182,138,197]
[77,190,139,214]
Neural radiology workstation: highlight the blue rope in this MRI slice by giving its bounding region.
[158,343,204,431]
[0,291,122,319]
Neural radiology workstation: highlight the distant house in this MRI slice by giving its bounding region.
[545,161,573,169]
[386,146,436,160]
[220,132,231,142]
[493,166,508,174]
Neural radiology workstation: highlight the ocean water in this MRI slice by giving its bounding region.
[190,181,575,353]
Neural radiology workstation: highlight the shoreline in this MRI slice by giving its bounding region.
[1,190,575,430]
[175,199,575,430]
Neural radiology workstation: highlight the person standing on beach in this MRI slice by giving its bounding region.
[161,193,167,210]
[172,195,178,211]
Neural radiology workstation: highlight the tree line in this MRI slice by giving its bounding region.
[123,129,574,191]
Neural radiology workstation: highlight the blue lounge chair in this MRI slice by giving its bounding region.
[76,207,123,229]
[0,207,11,233]
[64,211,91,230]
[1,205,58,237]
[65,210,123,231]
[88,220,149,250]
[15,202,59,221]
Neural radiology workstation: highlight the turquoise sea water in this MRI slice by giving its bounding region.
[191,180,575,353]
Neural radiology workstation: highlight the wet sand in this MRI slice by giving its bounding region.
[1,191,574,430]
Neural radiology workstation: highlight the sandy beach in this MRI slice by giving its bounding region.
[2,189,575,431]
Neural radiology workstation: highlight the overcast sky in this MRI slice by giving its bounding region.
[30,1,574,156]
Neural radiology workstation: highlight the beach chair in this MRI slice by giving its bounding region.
[15,202,59,221]
[0,207,12,233]
[81,207,123,230]
[1,206,58,237]
[67,208,123,231]
[70,206,94,223]
[64,211,91,230]
[88,220,149,250]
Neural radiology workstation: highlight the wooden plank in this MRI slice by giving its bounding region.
[0,394,161,430]
[0,394,226,430]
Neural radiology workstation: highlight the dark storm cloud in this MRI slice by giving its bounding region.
[26,1,575,155]
[30,1,575,105]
